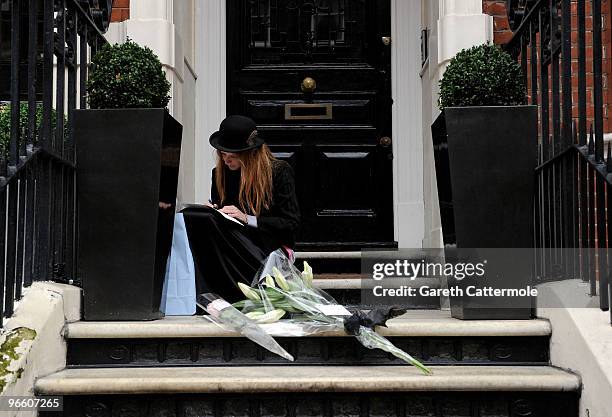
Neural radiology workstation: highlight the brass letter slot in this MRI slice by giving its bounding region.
[285,103,333,120]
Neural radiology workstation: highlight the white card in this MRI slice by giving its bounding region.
[315,304,352,316]
[214,208,245,226]
[209,299,231,311]
[179,203,245,226]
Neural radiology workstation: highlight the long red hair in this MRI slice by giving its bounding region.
[215,144,276,216]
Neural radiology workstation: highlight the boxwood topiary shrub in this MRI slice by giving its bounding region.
[87,39,171,109]
[0,103,64,157]
[439,43,526,110]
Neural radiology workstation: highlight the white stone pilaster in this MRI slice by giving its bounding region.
[437,0,493,76]
[421,0,444,249]
[420,0,493,249]
[104,0,185,118]
[392,0,425,248]
[419,0,493,249]
[130,0,172,20]
[104,0,193,204]
[193,0,226,204]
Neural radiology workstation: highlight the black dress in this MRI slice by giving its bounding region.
[181,160,300,302]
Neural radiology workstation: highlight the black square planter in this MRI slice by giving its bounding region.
[431,106,537,320]
[75,108,183,320]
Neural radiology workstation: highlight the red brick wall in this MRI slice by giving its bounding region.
[111,0,129,22]
[569,0,611,132]
[483,1,514,44]
[603,0,612,131]
[484,0,612,133]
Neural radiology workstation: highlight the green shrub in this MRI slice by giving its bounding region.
[87,39,171,109]
[439,44,526,109]
[0,103,64,157]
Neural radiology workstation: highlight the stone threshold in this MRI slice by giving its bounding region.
[34,365,580,395]
[64,310,552,339]
[313,277,440,288]
[296,251,362,259]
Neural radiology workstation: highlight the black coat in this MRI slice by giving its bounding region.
[210,160,300,253]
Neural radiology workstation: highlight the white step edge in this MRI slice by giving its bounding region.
[34,366,580,395]
[64,311,551,339]
[313,277,440,290]
[295,251,362,259]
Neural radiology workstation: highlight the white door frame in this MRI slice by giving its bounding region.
[391,0,424,248]
[195,0,425,248]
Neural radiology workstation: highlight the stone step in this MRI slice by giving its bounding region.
[314,273,362,280]
[295,251,362,273]
[65,311,551,367]
[38,391,580,417]
[35,366,580,417]
[35,365,579,395]
[314,277,440,286]
[296,251,362,259]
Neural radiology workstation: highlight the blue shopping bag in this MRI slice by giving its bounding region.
[160,213,197,315]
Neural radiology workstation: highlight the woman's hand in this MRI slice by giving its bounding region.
[219,205,248,223]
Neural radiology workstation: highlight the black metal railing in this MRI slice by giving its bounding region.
[506,0,611,324]
[0,0,109,326]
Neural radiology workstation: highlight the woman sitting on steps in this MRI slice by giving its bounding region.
[180,115,301,303]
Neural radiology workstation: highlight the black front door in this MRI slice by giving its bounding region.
[227,0,394,250]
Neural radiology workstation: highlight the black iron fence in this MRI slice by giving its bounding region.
[0,0,109,326]
[506,0,611,323]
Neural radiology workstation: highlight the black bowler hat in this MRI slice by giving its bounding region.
[209,115,265,152]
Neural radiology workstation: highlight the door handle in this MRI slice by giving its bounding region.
[379,136,392,147]
[301,77,317,93]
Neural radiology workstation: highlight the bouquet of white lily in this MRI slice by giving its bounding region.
[232,249,432,375]
[196,293,294,362]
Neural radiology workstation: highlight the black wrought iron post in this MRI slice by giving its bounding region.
[0,0,110,326]
[505,0,611,323]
